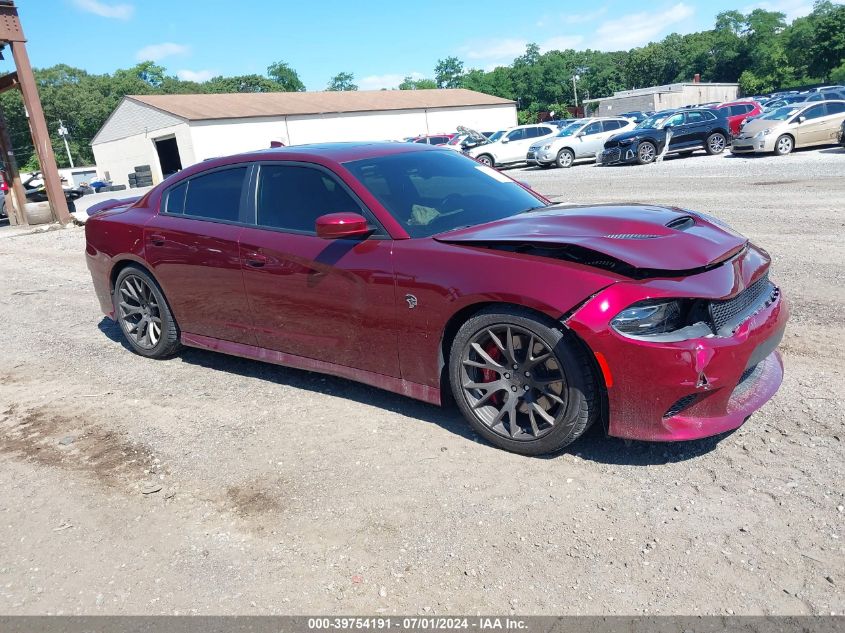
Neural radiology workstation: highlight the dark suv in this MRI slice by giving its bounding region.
[598,108,731,165]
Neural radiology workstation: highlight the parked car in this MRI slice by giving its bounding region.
[761,94,808,110]
[839,118,845,147]
[466,123,558,167]
[618,111,652,123]
[527,117,635,168]
[731,100,845,155]
[803,90,845,102]
[716,100,763,136]
[85,143,787,455]
[445,130,497,152]
[598,108,731,165]
[407,134,455,145]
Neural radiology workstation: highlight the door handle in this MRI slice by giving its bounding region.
[148,233,166,246]
[244,252,268,268]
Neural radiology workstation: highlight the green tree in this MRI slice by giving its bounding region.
[205,74,279,93]
[326,71,357,91]
[808,2,845,79]
[266,61,306,91]
[434,57,464,88]
[398,76,437,90]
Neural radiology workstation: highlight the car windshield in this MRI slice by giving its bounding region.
[344,149,546,238]
[635,113,672,129]
[487,131,504,142]
[762,106,803,121]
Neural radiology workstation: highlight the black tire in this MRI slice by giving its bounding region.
[555,148,575,168]
[449,307,599,456]
[773,134,794,156]
[636,141,657,165]
[113,265,182,359]
[66,198,76,214]
[476,154,495,168]
[705,132,727,155]
[134,165,152,174]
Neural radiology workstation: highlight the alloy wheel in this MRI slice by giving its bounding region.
[708,134,726,153]
[117,274,162,350]
[638,143,655,163]
[460,325,568,441]
[776,136,793,155]
[477,155,494,167]
[557,149,574,168]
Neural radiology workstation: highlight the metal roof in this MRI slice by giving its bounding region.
[127,89,515,121]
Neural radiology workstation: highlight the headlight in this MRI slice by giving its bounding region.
[618,137,636,145]
[754,128,772,138]
[541,144,552,150]
[611,300,685,336]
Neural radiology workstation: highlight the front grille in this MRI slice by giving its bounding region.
[527,151,536,159]
[663,394,699,418]
[602,148,621,163]
[709,273,775,333]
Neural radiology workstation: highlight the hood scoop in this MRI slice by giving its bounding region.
[666,215,695,231]
[435,204,747,277]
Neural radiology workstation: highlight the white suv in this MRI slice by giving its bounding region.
[466,124,558,167]
[526,118,635,168]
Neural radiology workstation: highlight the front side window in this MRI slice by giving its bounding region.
[165,167,247,222]
[256,164,363,233]
[506,129,526,141]
[582,122,602,135]
[344,150,544,239]
[802,105,826,120]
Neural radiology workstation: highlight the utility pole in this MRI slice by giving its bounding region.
[572,74,579,110]
[58,119,73,168]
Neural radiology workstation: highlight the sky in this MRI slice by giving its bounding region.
[3,0,828,91]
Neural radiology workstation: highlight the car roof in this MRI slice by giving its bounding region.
[227,141,442,164]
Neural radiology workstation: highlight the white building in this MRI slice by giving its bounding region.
[584,81,740,116]
[91,89,517,187]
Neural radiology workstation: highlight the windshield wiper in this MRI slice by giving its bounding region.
[520,204,550,213]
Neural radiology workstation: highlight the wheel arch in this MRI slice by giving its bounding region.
[109,257,156,294]
[437,300,608,428]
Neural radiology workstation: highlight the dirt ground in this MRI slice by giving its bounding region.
[0,148,843,616]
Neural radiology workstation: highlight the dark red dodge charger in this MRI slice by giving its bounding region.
[85,143,787,455]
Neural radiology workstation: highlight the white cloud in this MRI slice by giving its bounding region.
[595,3,695,49]
[562,8,608,24]
[358,72,425,90]
[72,0,134,19]
[741,0,814,22]
[460,38,530,62]
[176,69,215,82]
[540,36,585,52]
[135,42,190,62]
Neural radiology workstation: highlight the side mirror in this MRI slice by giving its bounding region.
[500,136,509,144]
[798,116,807,123]
[575,131,585,137]
[315,212,372,239]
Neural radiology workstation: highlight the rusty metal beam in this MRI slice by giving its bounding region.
[9,39,71,224]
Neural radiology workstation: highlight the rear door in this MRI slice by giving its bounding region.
[677,111,710,148]
[818,102,845,144]
[237,161,399,376]
[573,121,605,157]
[794,104,829,146]
[143,165,256,345]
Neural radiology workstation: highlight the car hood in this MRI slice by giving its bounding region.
[434,204,747,275]
[604,127,663,145]
[739,117,787,135]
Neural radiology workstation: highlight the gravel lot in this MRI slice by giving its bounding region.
[0,147,843,616]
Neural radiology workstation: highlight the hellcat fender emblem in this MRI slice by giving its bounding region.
[405,294,418,309]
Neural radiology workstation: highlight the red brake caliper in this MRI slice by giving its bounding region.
[481,342,503,406]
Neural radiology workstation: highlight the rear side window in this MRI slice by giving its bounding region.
[256,164,362,233]
[537,126,554,136]
[164,181,187,214]
[825,102,845,115]
[601,120,621,131]
[172,167,247,222]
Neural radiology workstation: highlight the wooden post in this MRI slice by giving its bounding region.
[9,39,71,224]
[0,104,27,225]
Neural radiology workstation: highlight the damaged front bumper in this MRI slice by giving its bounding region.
[565,254,788,441]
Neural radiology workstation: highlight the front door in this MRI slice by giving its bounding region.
[794,104,828,146]
[143,165,256,345]
[573,121,605,157]
[238,162,399,377]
